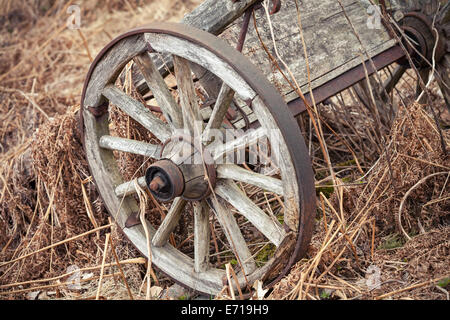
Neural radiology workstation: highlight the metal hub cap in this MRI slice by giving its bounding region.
[145,159,184,202]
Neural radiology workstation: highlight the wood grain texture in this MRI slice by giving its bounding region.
[84,34,147,109]
[115,176,146,198]
[173,55,203,136]
[215,180,285,246]
[134,52,184,129]
[220,0,395,102]
[193,200,211,273]
[145,33,256,100]
[216,164,283,195]
[102,84,171,142]
[180,0,259,35]
[250,96,300,231]
[210,126,266,162]
[99,135,161,158]
[208,197,257,275]
[152,197,187,247]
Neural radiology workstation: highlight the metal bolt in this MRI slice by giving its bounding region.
[149,176,165,192]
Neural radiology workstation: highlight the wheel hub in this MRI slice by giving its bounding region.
[399,11,446,68]
[145,159,184,202]
[146,135,217,202]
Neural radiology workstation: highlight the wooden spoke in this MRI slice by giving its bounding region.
[102,84,171,142]
[172,55,203,136]
[203,82,235,140]
[115,176,146,198]
[152,197,187,247]
[134,52,183,129]
[210,126,266,162]
[99,135,161,158]
[193,200,210,272]
[216,164,283,195]
[215,180,285,246]
[207,197,257,275]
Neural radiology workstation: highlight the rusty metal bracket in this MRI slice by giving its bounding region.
[87,102,109,118]
[287,44,406,117]
[125,212,141,228]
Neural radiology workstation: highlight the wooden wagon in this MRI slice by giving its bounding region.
[80,0,449,296]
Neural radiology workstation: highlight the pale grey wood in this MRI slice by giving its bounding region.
[145,33,256,100]
[124,221,225,294]
[99,135,161,158]
[134,52,183,129]
[102,84,171,142]
[135,0,258,95]
[203,83,235,141]
[220,0,395,102]
[215,180,285,246]
[208,197,257,275]
[83,111,140,230]
[152,197,187,247]
[251,96,300,231]
[84,34,147,109]
[172,55,203,136]
[115,176,146,198]
[83,109,226,295]
[193,200,210,273]
[216,164,283,195]
[181,0,258,35]
[209,126,266,162]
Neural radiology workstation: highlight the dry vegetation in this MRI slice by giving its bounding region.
[0,0,449,300]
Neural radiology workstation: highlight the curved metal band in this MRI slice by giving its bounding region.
[80,22,316,295]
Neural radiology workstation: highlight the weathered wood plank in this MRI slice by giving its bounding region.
[203,83,235,140]
[216,164,283,195]
[99,135,161,158]
[134,52,184,129]
[152,197,187,247]
[193,200,210,273]
[207,197,257,275]
[220,0,395,102]
[102,84,171,142]
[215,180,285,246]
[145,33,256,100]
[85,34,147,109]
[173,55,203,136]
[180,0,259,35]
[250,96,299,231]
[209,126,266,162]
[115,176,146,198]
[124,221,225,293]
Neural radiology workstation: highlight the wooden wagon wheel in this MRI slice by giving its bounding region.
[80,22,316,295]
[351,0,450,121]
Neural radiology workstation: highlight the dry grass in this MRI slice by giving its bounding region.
[0,0,202,300]
[0,0,448,300]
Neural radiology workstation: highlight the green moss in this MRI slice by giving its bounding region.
[255,243,276,267]
[438,278,450,289]
[316,181,334,198]
[335,159,356,168]
[378,234,404,250]
[320,290,331,300]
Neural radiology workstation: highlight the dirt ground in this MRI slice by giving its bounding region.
[0,0,448,300]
